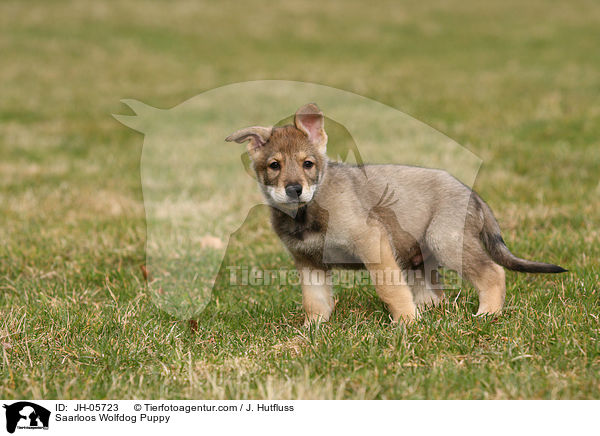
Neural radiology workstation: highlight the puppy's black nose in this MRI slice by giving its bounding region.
[285,184,303,198]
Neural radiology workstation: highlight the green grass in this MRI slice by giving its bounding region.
[1,0,599,399]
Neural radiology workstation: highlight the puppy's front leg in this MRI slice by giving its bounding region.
[296,264,334,326]
[357,230,417,324]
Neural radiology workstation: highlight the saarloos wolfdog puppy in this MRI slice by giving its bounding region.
[226,103,566,325]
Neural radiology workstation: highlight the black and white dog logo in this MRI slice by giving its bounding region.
[3,402,50,434]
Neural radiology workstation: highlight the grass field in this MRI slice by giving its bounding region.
[1,0,599,399]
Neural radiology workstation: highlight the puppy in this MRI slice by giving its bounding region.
[226,103,566,325]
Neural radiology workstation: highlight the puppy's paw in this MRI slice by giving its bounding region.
[303,314,329,328]
[390,307,419,326]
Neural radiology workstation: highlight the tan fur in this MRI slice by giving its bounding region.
[471,263,506,315]
[297,265,335,326]
[226,103,566,325]
[356,226,417,322]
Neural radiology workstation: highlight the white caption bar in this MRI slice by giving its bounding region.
[0,400,595,436]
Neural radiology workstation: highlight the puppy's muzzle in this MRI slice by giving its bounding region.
[285,183,303,200]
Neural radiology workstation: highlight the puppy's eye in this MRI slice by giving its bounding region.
[269,161,280,170]
[303,160,314,169]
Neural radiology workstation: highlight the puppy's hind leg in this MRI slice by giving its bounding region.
[408,262,445,309]
[456,233,506,315]
[357,230,418,324]
[466,261,506,315]
[435,237,506,315]
[426,218,506,315]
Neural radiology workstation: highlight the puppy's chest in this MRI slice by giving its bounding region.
[271,208,327,255]
[279,222,325,255]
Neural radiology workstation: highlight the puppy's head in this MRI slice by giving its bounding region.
[226,103,328,209]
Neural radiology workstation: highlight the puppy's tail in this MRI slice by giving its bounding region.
[477,196,567,274]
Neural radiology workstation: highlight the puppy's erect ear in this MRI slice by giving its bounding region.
[225,126,272,156]
[295,103,327,152]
